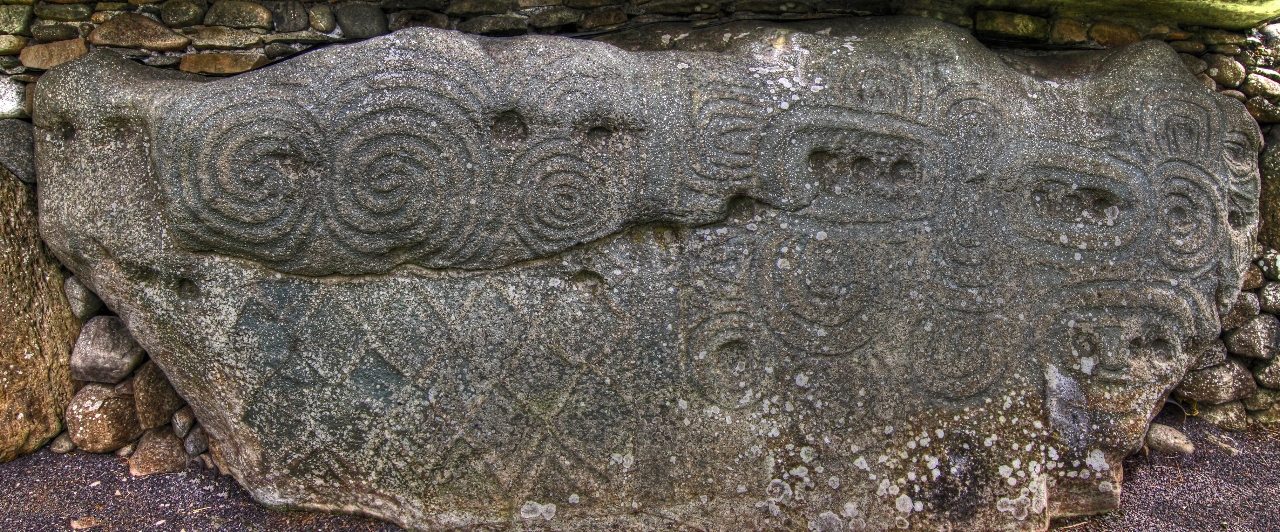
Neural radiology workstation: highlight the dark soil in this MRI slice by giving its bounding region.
[1,408,1275,532]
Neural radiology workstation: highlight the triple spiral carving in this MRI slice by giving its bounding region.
[157,44,647,272]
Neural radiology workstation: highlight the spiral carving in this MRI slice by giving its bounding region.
[757,230,879,355]
[1155,163,1219,273]
[320,57,492,264]
[515,140,621,255]
[1141,92,1220,164]
[162,88,327,263]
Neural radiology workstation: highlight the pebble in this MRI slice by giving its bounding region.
[184,425,208,455]
[1248,96,1280,124]
[381,0,446,9]
[1254,357,1280,389]
[130,427,189,476]
[89,12,190,52]
[334,3,388,39]
[263,41,306,59]
[1145,423,1194,454]
[0,35,27,55]
[1204,54,1246,88]
[1243,264,1266,291]
[48,432,76,454]
[64,383,143,453]
[260,0,308,32]
[171,405,195,438]
[134,361,186,430]
[0,77,24,119]
[30,21,84,42]
[203,0,273,30]
[1168,40,1207,54]
[1243,387,1279,411]
[388,9,447,31]
[456,13,527,36]
[1198,401,1250,432]
[445,0,510,17]
[307,2,334,33]
[974,10,1049,41]
[1087,22,1140,47]
[1200,29,1248,45]
[63,276,104,322]
[1190,339,1228,371]
[179,51,269,74]
[33,2,93,22]
[70,316,146,384]
[1049,18,1087,44]
[1223,313,1279,359]
[1173,358,1258,404]
[18,38,88,70]
[190,25,263,50]
[525,5,580,29]
[114,441,136,457]
[160,0,205,28]
[1243,73,1280,103]
[1258,248,1280,280]
[579,6,625,29]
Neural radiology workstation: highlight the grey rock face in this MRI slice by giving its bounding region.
[33,19,1259,531]
[70,316,146,384]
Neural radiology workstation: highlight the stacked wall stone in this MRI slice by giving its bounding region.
[2,1,1280,114]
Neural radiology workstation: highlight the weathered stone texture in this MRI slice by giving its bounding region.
[88,12,191,52]
[134,360,185,430]
[33,19,1259,531]
[64,382,143,453]
[70,316,145,384]
[129,427,189,476]
[1174,358,1258,404]
[0,159,79,463]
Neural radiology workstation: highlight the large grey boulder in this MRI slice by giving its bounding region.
[32,18,1259,531]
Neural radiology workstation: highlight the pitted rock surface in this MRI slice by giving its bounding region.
[34,18,1259,531]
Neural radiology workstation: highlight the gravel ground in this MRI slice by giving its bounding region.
[1,409,1275,532]
[0,449,400,532]
[1051,408,1280,532]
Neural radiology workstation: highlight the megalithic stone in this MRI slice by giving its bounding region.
[32,18,1259,531]
[0,130,79,463]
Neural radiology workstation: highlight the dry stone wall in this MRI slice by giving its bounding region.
[2,0,1280,115]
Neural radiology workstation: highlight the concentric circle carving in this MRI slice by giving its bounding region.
[514,140,622,254]
[166,89,327,262]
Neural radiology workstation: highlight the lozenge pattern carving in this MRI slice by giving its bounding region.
[34,17,1261,532]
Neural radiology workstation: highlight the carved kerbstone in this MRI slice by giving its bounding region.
[33,18,1258,531]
